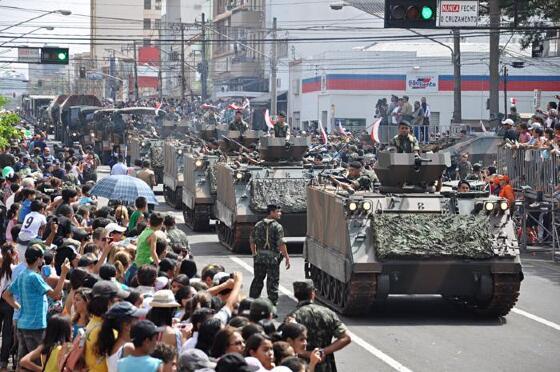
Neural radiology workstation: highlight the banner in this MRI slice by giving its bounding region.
[406,73,438,92]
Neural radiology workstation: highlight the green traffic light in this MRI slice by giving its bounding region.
[421,6,433,20]
[58,52,67,61]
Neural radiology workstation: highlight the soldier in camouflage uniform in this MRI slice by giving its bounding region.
[333,161,372,191]
[273,112,291,139]
[390,120,420,155]
[249,204,291,305]
[229,110,249,133]
[286,280,351,372]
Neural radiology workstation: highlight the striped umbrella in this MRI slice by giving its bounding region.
[90,175,158,205]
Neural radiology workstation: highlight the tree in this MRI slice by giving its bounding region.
[0,96,22,149]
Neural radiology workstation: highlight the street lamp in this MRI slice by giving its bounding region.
[0,26,55,48]
[0,9,71,33]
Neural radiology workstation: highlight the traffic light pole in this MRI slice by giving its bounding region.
[452,29,462,123]
[133,40,139,101]
[489,0,501,124]
[271,17,278,116]
[201,13,208,101]
[181,23,186,99]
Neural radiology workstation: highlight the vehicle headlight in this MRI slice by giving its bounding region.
[195,159,203,168]
[500,201,509,211]
[177,149,183,155]
[141,142,146,147]
[484,202,495,212]
[348,202,358,212]
[72,132,77,136]
[235,172,243,180]
[90,132,95,138]
[362,201,372,211]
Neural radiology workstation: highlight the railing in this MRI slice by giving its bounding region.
[496,147,559,195]
[379,124,439,144]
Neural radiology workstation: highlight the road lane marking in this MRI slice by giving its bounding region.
[229,256,414,372]
[512,308,560,331]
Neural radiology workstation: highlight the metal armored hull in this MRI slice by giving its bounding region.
[182,153,219,231]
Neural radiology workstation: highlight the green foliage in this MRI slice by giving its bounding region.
[0,96,9,108]
[0,112,23,149]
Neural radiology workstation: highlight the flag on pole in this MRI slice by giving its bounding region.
[370,118,382,143]
[337,120,348,136]
[319,120,328,144]
[228,103,242,110]
[242,98,250,110]
[155,102,163,110]
[480,120,487,133]
[264,109,275,130]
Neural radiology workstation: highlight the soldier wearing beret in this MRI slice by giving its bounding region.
[286,280,351,372]
[249,204,291,306]
[390,120,420,155]
[273,112,291,140]
[332,161,372,192]
[229,110,249,133]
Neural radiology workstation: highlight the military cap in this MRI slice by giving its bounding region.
[249,298,275,318]
[399,119,412,128]
[348,161,363,170]
[278,111,286,117]
[293,280,314,293]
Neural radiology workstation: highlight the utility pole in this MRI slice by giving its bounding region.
[109,49,116,102]
[270,17,278,116]
[503,65,508,115]
[489,0,501,124]
[133,40,139,100]
[201,13,208,101]
[180,23,185,99]
[452,29,462,123]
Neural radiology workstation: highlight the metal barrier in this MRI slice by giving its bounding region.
[379,124,438,144]
[496,147,559,195]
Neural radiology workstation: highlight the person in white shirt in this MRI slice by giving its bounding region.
[111,155,129,176]
[16,200,47,258]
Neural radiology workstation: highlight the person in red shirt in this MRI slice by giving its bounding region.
[498,175,515,206]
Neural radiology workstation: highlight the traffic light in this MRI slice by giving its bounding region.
[40,47,69,65]
[384,0,437,29]
[79,66,86,78]
[531,39,544,58]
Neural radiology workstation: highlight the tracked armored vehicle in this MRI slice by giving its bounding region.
[304,152,523,317]
[163,141,189,209]
[182,152,220,231]
[215,136,311,252]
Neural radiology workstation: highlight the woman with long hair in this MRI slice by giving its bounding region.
[19,315,72,372]
[71,288,91,339]
[146,290,182,350]
[4,203,20,244]
[96,301,141,372]
[244,333,275,370]
[210,326,245,358]
[280,322,308,356]
[0,243,17,370]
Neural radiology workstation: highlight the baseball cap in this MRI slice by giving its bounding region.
[105,223,126,235]
[91,280,130,299]
[130,320,164,345]
[178,349,217,372]
[213,271,231,285]
[249,298,274,319]
[216,353,259,372]
[501,118,514,126]
[399,119,412,127]
[106,301,143,319]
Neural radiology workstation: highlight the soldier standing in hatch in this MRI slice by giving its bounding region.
[229,110,249,133]
[249,204,291,306]
[273,112,291,140]
[390,120,420,155]
[332,161,372,191]
[286,280,352,372]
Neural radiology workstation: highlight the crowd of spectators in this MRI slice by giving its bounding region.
[0,119,348,372]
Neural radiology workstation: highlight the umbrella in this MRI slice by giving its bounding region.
[90,175,158,205]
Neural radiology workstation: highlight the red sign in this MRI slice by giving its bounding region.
[441,4,460,12]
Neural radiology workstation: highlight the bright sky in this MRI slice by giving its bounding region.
[0,0,90,76]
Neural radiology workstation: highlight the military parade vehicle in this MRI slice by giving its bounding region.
[214,135,311,252]
[304,152,523,317]
[45,95,68,134]
[182,151,220,231]
[20,95,55,127]
[56,95,102,146]
[163,140,191,209]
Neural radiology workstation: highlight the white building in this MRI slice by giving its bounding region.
[288,42,560,132]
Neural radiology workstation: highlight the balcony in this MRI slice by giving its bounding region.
[231,9,263,29]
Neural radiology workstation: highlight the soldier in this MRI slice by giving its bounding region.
[390,120,420,155]
[457,180,471,193]
[286,280,351,372]
[273,111,291,140]
[249,204,291,306]
[229,110,249,133]
[332,161,372,191]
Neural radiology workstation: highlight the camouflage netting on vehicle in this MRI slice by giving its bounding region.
[206,165,217,194]
[372,214,495,259]
[250,178,307,213]
[150,145,164,168]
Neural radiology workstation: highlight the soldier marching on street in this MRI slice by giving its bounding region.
[286,280,352,372]
[249,204,291,306]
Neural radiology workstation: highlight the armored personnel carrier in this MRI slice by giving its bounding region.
[304,152,523,317]
[163,141,190,209]
[214,136,311,252]
[182,152,220,231]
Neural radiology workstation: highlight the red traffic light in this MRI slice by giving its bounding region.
[391,5,406,20]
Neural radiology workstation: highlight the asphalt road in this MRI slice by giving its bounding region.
[95,166,560,372]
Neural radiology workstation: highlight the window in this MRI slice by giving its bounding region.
[155,0,161,10]
[143,38,151,46]
[154,19,161,30]
[143,18,151,30]
[144,0,151,10]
